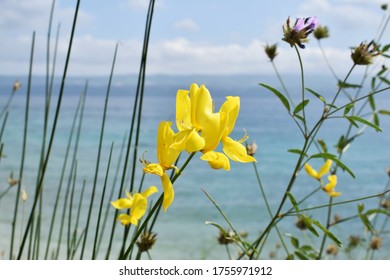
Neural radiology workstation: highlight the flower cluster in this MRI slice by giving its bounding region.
[112,83,256,225]
[304,159,340,197]
[282,17,318,49]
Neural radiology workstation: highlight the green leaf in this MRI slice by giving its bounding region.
[357,204,376,234]
[287,149,308,157]
[290,236,300,249]
[373,113,380,126]
[365,209,390,217]
[287,192,299,212]
[317,139,328,153]
[205,221,227,233]
[293,99,310,115]
[299,215,319,237]
[382,43,390,53]
[310,153,355,178]
[295,250,309,260]
[368,95,376,111]
[305,88,326,104]
[260,83,290,112]
[343,103,355,116]
[378,110,390,115]
[347,116,382,132]
[311,219,342,247]
[338,81,362,89]
[379,76,390,85]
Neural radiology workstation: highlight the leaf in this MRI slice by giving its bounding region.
[259,83,290,112]
[357,204,376,234]
[338,81,362,89]
[288,149,308,157]
[310,153,355,178]
[373,113,380,126]
[368,95,376,111]
[379,76,390,85]
[347,116,382,132]
[295,250,309,260]
[343,103,355,116]
[287,192,299,212]
[299,215,319,237]
[290,236,300,249]
[293,99,310,115]
[205,221,227,233]
[317,139,328,153]
[382,43,390,53]
[305,88,326,104]
[311,219,342,247]
[378,110,390,115]
[365,209,390,217]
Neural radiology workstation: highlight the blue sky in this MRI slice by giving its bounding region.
[1,0,389,77]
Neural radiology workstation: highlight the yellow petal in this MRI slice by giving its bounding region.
[323,175,337,192]
[200,151,230,170]
[111,197,133,209]
[176,89,191,131]
[130,193,148,221]
[143,163,164,176]
[157,121,180,167]
[116,214,138,226]
[317,160,332,178]
[192,84,213,130]
[201,112,227,153]
[220,96,240,137]
[222,137,256,163]
[304,163,319,179]
[141,186,158,198]
[171,129,205,153]
[328,191,341,197]
[161,172,174,212]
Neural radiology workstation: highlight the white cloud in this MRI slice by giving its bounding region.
[1,33,361,77]
[173,19,199,32]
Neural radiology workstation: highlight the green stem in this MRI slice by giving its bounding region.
[294,45,307,134]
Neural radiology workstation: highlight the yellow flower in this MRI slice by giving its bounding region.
[305,160,341,197]
[201,96,256,170]
[304,159,332,180]
[111,186,158,226]
[143,121,180,211]
[173,83,211,153]
[323,175,341,197]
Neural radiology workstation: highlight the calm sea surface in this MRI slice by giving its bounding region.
[0,75,389,259]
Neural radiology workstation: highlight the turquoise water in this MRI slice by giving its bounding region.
[0,74,389,259]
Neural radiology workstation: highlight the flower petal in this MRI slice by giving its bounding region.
[111,197,133,209]
[176,89,191,131]
[192,84,213,130]
[222,137,256,163]
[161,172,174,212]
[323,175,337,192]
[304,163,319,179]
[157,121,181,167]
[116,214,138,226]
[130,193,148,221]
[200,151,230,170]
[220,96,240,137]
[143,163,164,176]
[317,159,332,178]
[201,112,227,153]
[141,186,158,198]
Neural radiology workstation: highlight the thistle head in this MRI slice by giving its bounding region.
[282,16,318,49]
[264,43,278,61]
[351,41,381,65]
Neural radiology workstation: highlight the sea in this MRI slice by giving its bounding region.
[0,74,389,259]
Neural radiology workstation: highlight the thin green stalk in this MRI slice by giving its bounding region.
[70,179,86,259]
[17,0,80,259]
[252,162,289,255]
[0,111,9,143]
[294,45,307,134]
[96,132,127,253]
[0,90,16,120]
[317,196,333,259]
[92,142,115,259]
[80,42,118,260]
[44,82,87,259]
[10,31,34,259]
[271,61,295,107]
[67,160,78,259]
[118,0,155,258]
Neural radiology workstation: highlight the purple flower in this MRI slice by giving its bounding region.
[282,16,319,49]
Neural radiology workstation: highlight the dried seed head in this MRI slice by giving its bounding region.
[136,232,157,252]
[295,217,307,230]
[370,236,382,250]
[12,80,21,93]
[326,244,339,256]
[21,190,27,203]
[246,141,258,156]
[264,44,278,61]
[313,25,329,40]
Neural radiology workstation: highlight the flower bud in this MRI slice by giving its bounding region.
[264,44,278,61]
[313,25,329,40]
[351,41,381,65]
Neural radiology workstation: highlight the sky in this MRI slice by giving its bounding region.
[0,0,389,78]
